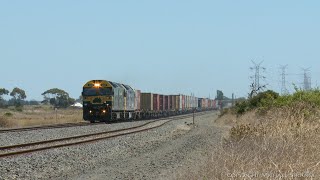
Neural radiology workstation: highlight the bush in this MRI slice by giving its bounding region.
[232,89,320,116]
[15,107,23,112]
[4,112,13,117]
[233,90,279,115]
[230,124,257,141]
[235,101,249,115]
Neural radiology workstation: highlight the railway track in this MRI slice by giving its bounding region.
[0,111,210,133]
[0,122,105,133]
[0,112,211,158]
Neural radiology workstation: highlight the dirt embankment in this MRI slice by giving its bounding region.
[183,105,320,179]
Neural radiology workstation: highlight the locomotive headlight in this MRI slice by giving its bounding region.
[102,110,106,113]
[89,110,92,113]
[94,83,101,87]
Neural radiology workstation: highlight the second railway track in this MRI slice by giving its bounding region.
[0,111,211,158]
[0,122,105,133]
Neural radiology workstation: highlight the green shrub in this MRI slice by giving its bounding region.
[234,90,279,115]
[229,89,320,116]
[4,112,13,117]
[235,101,249,115]
[15,107,23,112]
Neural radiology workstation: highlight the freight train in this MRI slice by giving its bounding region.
[82,80,218,123]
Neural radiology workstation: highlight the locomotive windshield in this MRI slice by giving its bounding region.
[83,87,113,96]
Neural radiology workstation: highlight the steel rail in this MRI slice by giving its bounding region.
[0,112,211,158]
[0,122,104,133]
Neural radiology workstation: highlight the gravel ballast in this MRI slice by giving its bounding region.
[0,112,223,180]
[0,120,155,146]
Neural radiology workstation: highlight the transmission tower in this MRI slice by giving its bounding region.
[280,65,289,95]
[249,60,266,97]
[302,68,311,91]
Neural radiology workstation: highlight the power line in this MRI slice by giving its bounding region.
[302,68,311,91]
[249,60,266,96]
[280,65,289,95]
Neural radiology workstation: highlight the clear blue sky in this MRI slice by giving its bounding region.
[1,1,319,100]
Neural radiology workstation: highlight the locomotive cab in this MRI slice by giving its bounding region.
[82,80,113,122]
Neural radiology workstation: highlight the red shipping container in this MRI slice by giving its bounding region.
[153,94,160,111]
[159,95,164,111]
[164,96,169,110]
[182,95,185,110]
[205,99,209,108]
[213,100,217,109]
[169,95,175,110]
[202,98,205,108]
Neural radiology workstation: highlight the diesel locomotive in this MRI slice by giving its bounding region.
[82,80,218,123]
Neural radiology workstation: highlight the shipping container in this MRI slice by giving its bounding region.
[204,98,209,108]
[185,96,189,110]
[159,95,164,111]
[182,95,186,111]
[169,95,176,110]
[153,94,160,111]
[213,100,217,109]
[175,95,180,110]
[195,97,199,109]
[164,95,169,110]
[202,98,204,109]
[134,90,141,110]
[141,93,153,111]
[191,96,196,109]
[192,97,196,109]
[198,98,202,109]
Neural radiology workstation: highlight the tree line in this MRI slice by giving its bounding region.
[0,87,78,109]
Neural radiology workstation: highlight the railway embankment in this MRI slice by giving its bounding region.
[180,90,320,179]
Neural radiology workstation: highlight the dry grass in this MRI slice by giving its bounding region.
[182,102,320,179]
[0,105,83,128]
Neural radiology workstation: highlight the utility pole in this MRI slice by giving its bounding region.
[232,93,235,106]
[280,65,289,95]
[302,68,311,91]
[193,108,195,125]
[250,60,266,97]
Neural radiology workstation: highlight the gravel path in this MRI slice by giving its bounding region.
[0,112,223,180]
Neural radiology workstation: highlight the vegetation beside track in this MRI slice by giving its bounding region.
[185,89,320,179]
[0,106,82,128]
